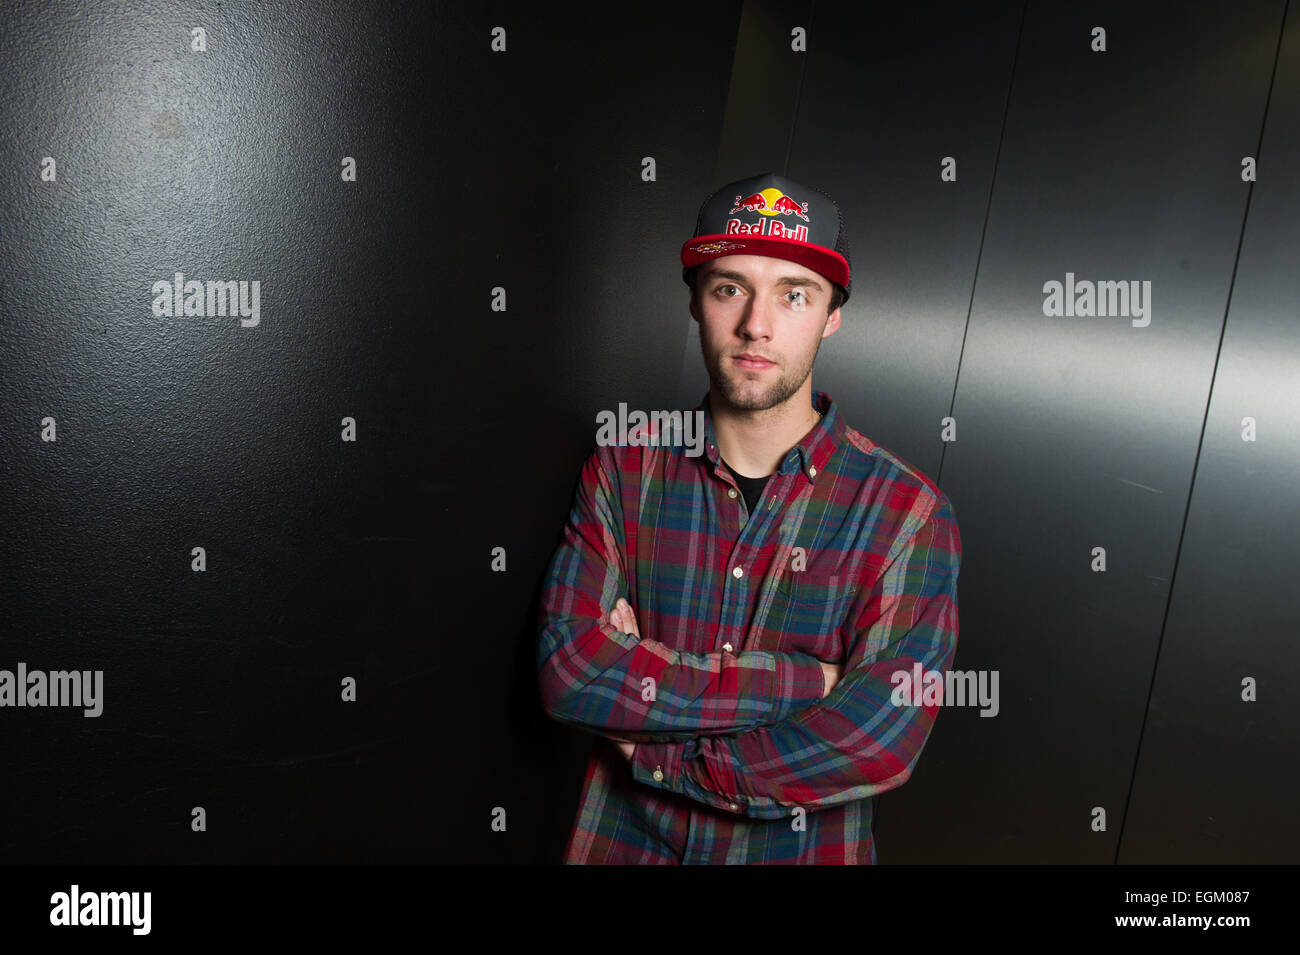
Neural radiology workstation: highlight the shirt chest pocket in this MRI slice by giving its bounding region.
[769,565,857,658]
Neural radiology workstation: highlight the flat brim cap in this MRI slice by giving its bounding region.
[681,172,851,304]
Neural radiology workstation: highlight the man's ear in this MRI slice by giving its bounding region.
[823,305,843,337]
[688,294,700,324]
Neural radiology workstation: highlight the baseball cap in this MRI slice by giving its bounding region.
[680,171,851,306]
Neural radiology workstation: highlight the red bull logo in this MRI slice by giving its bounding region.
[723,185,811,243]
[726,186,811,222]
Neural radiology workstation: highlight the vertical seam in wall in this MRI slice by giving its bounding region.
[938,0,1030,492]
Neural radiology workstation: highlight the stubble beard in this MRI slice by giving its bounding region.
[699,323,822,414]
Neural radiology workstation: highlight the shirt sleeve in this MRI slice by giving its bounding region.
[628,493,962,818]
[537,448,829,741]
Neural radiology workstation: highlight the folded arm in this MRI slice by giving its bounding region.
[627,496,962,818]
[537,449,829,741]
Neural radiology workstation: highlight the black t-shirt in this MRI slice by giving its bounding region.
[721,456,772,515]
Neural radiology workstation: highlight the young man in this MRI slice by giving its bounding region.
[537,172,962,864]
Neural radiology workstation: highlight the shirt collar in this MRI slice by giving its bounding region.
[695,388,845,485]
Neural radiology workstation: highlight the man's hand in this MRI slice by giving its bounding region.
[607,599,640,760]
[610,597,640,639]
[819,661,844,699]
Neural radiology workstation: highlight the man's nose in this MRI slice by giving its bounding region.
[737,293,774,338]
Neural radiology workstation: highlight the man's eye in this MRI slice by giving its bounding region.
[788,289,807,305]
[716,285,740,297]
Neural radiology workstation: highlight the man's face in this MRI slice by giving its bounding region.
[690,254,841,413]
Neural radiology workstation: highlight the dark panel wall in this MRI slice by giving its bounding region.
[1,0,1294,865]
[0,0,742,863]
[863,0,1295,863]
[1119,6,1300,864]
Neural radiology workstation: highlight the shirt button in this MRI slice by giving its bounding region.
[728,488,737,498]
[729,802,739,811]
[732,566,743,579]
[652,768,664,782]
[722,642,733,653]
[809,466,817,478]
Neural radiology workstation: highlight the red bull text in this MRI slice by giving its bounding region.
[725,216,810,243]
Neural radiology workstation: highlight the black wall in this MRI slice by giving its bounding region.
[0,0,1295,863]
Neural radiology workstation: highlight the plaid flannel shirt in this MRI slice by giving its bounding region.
[537,389,961,863]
